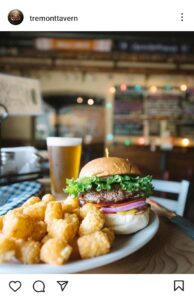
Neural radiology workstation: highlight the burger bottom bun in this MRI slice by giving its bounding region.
[104,208,150,235]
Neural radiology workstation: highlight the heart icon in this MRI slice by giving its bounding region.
[9,281,22,292]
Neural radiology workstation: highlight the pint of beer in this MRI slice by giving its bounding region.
[47,137,82,198]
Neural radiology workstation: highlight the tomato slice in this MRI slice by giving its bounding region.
[108,198,145,207]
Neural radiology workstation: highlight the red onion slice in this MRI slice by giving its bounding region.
[101,200,146,213]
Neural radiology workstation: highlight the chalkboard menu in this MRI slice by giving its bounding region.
[182,90,194,120]
[113,86,194,139]
[114,92,143,116]
[144,93,182,117]
[114,119,143,136]
[178,90,194,137]
[113,89,144,136]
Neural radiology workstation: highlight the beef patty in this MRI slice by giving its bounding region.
[79,185,142,203]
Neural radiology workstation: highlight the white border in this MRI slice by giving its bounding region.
[0,274,192,300]
[0,0,193,31]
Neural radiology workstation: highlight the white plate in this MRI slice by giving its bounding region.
[0,211,159,274]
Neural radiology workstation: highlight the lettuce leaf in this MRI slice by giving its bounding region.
[64,174,153,197]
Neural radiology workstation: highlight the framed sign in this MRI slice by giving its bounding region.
[35,38,112,52]
[0,73,42,116]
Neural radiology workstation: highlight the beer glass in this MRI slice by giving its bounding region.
[47,137,82,198]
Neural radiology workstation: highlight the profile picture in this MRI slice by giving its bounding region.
[8,9,24,25]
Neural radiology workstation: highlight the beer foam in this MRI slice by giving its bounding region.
[47,137,82,146]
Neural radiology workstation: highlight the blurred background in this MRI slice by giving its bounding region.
[1,32,194,219]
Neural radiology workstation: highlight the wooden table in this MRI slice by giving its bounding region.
[81,217,194,274]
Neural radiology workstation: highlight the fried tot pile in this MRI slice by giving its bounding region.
[0,194,115,265]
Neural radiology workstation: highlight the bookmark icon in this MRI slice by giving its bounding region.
[174,280,184,291]
[57,281,68,292]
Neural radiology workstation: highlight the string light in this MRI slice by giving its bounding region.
[106,133,114,141]
[87,98,94,105]
[182,138,190,147]
[120,83,127,92]
[76,97,83,104]
[180,84,187,92]
[109,86,116,94]
[164,84,172,91]
[138,137,145,145]
[134,85,142,92]
[149,85,157,93]
[124,139,131,146]
[106,103,112,109]
[84,134,93,144]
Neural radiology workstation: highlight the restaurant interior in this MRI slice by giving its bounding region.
[1,32,194,221]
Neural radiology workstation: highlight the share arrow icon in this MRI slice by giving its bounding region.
[57,281,68,292]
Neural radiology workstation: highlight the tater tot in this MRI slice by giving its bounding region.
[80,203,99,219]
[3,212,34,239]
[62,196,79,213]
[72,208,82,220]
[45,202,63,223]
[23,202,46,221]
[48,213,79,242]
[40,238,72,265]
[31,221,47,242]
[102,227,115,245]
[0,216,4,231]
[42,194,56,204]
[12,238,23,258]
[69,237,80,259]
[41,234,51,245]
[22,196,41,207]
[78,231,111,259]
[13,207,24,213]
[0,234,16,263]
[17,240,41,264]
[79,210,105,236]
[6,207,24,216]
[65,213,80,239]
[65,213,80,227]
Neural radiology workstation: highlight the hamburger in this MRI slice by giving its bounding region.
[65,157,153,234]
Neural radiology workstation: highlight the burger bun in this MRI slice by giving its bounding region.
[79,156,140,178]
[104,208,150,234]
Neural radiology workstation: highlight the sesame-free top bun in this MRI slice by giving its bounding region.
[79,157,141,178]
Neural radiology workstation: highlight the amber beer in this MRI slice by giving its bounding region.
[47,137,82,198]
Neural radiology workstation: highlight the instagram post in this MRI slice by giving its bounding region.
[1,30,194,272]
[0,2,194,295]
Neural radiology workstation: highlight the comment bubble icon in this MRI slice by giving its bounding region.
[33,280,45,293]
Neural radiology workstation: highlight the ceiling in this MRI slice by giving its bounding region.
[1,32,194,75]
[0,32,194,43]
